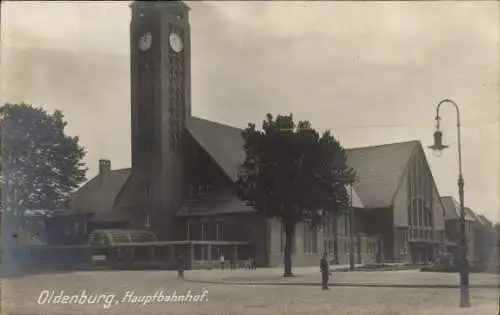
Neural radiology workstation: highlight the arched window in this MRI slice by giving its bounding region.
[417,199,423,226]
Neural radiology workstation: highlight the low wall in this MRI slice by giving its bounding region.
[11,242,251,271]
[13,244,182,271]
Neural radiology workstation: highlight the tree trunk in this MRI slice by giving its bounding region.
[332,214,339,265]
[283,220,295,277]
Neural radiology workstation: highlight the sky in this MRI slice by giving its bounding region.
[1,1,499,222]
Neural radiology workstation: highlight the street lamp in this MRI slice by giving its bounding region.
[428,98,470,308]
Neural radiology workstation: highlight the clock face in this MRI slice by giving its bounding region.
[169,32,183,53]
[138,32,152,51]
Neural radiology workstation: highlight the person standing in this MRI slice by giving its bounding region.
[320,252,330,290]
[219,254,225,270]
[176,251,184,280]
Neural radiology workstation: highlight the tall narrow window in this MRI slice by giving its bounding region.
[280,223,284,254]
[344,214,349,236]
[423,203,428,226]
[145,181,152,197]
[74,220,80,235]
[144,214,151,228]
[408,203,412,226]
[201,222,208,241]
[312,225,318,254]
[186,221,191,240]
[412,207,418,227]
[216,221,224,241]
[417,201,423,226]
[303,223,309,253]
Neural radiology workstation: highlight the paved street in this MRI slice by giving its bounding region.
[186,266,500,287]
[1,268,499,315]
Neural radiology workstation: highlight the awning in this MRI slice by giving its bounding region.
[177,196,257,217]
[89,207,131,222]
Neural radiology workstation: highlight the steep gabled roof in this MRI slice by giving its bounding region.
[187,117,246,182]
[346,141,420,209]
[72,117,426,217]
[441,196,460,219]
[70,168,131,215]
[187,117,414,209]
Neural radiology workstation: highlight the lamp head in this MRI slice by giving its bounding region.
[428,130,449,152]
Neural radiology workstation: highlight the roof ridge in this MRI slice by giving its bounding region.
[192,116,243,131]
[192,117,421,152]
[347,140,421,151]
[111,167,131,172]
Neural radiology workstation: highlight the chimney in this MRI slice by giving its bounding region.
[98,159,111,183]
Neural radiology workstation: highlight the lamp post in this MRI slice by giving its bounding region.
[428,98,470,308]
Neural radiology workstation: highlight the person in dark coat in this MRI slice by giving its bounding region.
[176,251,184,280]
[320,252,330,290]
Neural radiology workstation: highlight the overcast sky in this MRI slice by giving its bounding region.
[1,1,499,221]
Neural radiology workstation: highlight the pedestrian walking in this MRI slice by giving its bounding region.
[176,251,184,280]
[320,252,330,290]
[219,254,225,270]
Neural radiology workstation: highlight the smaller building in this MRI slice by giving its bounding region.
[441,196,477,265]
[472,212,495,268]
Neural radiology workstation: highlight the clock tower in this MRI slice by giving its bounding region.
[129,1,191,240]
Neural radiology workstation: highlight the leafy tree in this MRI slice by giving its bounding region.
[236,113,355,276]
[1,103,87,218]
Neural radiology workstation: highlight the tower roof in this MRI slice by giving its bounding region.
[129,0,190,11]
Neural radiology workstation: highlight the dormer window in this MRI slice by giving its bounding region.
[190,183,213,197]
